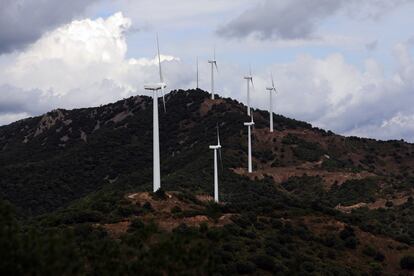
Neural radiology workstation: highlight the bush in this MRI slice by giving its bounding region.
[369,262,383,276]
[361,244,385,262]
[344,236,358,249]
[374,252,385,262]
[339,226,355,240]
[142,202,153,211]
[171,206,182,214]
[251,255,276,272]
[236,261,256,274]
[323,233,340,248]
[301,261,315,273]
[400,255,414,270]
[199,222,208,233]
[129,218,145,230]
[362,245,376,257]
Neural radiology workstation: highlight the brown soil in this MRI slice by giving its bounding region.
[233,166,374,189]
[196,194,214,202]
[101,221,130,238]
[199,98,225,116]
[109,192,235,233]
[336,191,413,213]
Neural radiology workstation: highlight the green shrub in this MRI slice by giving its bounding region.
[400,255,414,270]
[236,261,256,274]
[251,255,276,272]
[362,245,376,257]
[129,218,145,230]
[344,236,358,249]
[301,261,315,273]
[369,262,383,276]
[171,206,182,214]
[199,222,208,233]
[339,226,355,240]
[374,251,385,262]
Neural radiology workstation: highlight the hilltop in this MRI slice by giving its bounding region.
[1,89,414,275]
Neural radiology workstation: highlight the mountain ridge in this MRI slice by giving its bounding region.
[1,89,414,275]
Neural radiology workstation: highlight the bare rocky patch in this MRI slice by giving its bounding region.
[99,192,234,235]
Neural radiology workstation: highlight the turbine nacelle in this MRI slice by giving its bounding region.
[208,60,219,72]
[244,113,255,126]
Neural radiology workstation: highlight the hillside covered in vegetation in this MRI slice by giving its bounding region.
[1,89,414,275]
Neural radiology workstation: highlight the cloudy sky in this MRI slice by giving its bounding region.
[1,0,414,141]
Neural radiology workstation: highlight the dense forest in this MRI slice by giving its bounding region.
[1,89,414,275]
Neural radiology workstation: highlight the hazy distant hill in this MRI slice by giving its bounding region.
[1,89,414,275]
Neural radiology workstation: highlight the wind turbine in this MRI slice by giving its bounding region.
[144,34,167,192]
[244,113,255,173]
[244,65,254,115]
[196,56,199,89]
[266,73,277,132]
[209,124,222,202]
[208,48,218,99]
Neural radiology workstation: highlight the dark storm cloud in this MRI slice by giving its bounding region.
[0,0,97,54]
[217,0,344,40]
[217,0,410,40]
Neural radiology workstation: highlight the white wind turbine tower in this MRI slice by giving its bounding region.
[208,48,218,99]
[244,113,255,173]
[209,124,222,203]
[196,56,199,89]
[144,34,167,192]
[244,66,254,116]
[266,73,277,133]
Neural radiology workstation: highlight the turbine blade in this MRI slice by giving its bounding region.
[271,72,275,89]
[214,62,219,73]
[157,33,163,83]
[214,46,216,61]
[161,86,166,113]
[251,112,256,132]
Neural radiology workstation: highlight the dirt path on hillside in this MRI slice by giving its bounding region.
[233,165,374,189]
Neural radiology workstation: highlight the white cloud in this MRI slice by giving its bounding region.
[0,12,185,123]
[0,112,31,126]
[241,41,414,141]
[1,11,414,143]
[346,113,414,141]
[3,12,133,93]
